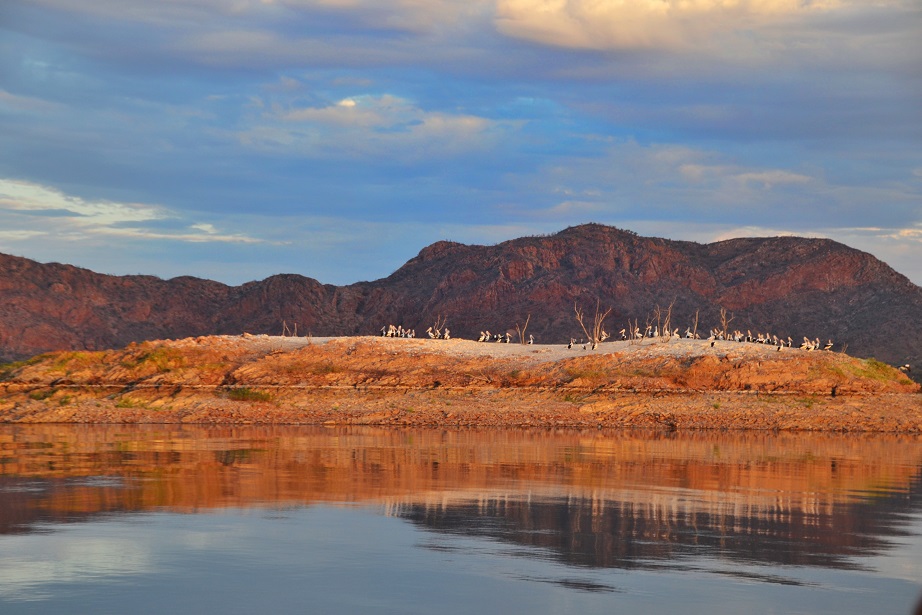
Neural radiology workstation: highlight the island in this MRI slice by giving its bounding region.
[1,335,919,431]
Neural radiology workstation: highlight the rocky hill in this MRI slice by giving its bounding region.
[2,224,920,366]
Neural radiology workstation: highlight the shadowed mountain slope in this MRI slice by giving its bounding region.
[2,224,920,365]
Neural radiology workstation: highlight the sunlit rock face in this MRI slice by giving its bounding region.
[2,224,920,364]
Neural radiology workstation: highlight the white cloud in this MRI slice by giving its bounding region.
[94,226,267,244]
[0,230,46,241]
[241,93,500,158]
[0,179,165,225]
[0,179,269,246]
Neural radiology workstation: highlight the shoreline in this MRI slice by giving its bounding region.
[1,334,919,432]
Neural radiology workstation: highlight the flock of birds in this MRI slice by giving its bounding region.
[380,324,417,338]
[381,322,832,352]
[476,331,534,344]
[377,320,912,373]
[380,323,455,340]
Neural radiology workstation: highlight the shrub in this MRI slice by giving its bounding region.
[28,388,56,401]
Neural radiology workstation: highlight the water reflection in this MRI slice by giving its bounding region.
[2,424,920,578]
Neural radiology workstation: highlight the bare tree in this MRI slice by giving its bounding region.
[718,307,734,340]
[428,314,448,338]
[661,299,676,343]
[574,300,613,348]
[515,314,532,345]
[692,309,700,339]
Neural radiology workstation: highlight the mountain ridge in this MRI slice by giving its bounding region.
[2,224,920,366]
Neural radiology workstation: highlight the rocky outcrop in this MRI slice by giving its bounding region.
[1,224,920,366]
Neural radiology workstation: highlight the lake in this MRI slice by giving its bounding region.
[1,425,920,614]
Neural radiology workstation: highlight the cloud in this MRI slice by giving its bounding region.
[0,179,269,246]
[239,93,501,159]
[681,166,812,189]
[0,179,165,225]
[493,0,854,52]
[0,89,61,113]
[502,138,922,235]
[23,0,489,33]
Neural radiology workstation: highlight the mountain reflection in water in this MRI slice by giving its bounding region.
[1,424,920,579]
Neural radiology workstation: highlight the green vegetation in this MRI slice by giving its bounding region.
[122,346,185,372]
[824,357,909,385]
[226,387,273,402]
[49,351,95,373]
[0,355,46,381]
[116,397,146,409]
[28,388,57,401]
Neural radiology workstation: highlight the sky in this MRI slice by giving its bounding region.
[1,0,920,286]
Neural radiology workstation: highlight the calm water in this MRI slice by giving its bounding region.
[0,425,920,614]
